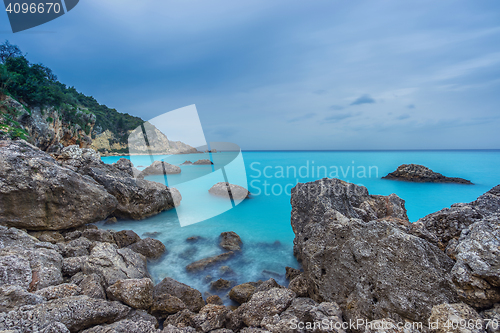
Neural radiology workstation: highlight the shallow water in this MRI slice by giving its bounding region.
[99,150,500,302]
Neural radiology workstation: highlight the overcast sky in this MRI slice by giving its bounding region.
[1,0,499,149]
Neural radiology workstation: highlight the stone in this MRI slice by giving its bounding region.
[193,159,213,165]
[128,238,166,260]
[450,217,500,308]
[80,319,158,333]
[0,254,32,290]
[186,252,235,272]
[113,230,141,248]
[62,256,87,276]
[0,295,130,333]
[0,285,45,312]
[35,283,81,300]
[291,179,458,323]
[164,309,197,329]
[138,161,181,177]
[210,279,233,291]
[58,237,92,257]
[209,182,249,201]
[229,284,256,305]
[206,295,224,306]
[382,164,473,184]
[153,277,205,313]
[125,309,159,328]
[481,304,500,333]
[285,267,302,281]
[78,273,106,299]
[112,158,136,177]
[429,303,484,333]
[287,274,309,297]
[82,229,115,243]
[106,278,154,310]
[219,266,234,276]
[150,293,187,318]
[83,242,150,287]
[219,232,242,251]
[239,288,296,327]
[193,304,231,332]
[28,231,65,244]
[0,140,118,230]
[254,279,283,293]
[363,318,421,333]
[161,324,196,332]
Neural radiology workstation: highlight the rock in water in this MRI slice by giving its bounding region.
[0,140,118,230]
[383,164,473,184]
[219,231,243,251]
[209,182,249,200]
[186,252,235,272]
[138,160,181,177]
[290,178,458,323]
[193,159,213,165]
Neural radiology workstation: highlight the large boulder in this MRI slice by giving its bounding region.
[0,285,46,312]
[382,164,473,184]
[106,278,154,310]
[128,238,166,260]
[291,179,458,323]
[229,283,256,304]
[153,277,205,313]
[0,140,118,230]
[0,295,130,333]
[219,231,242,251]
[209,182,250,201]
[83,242,150,288]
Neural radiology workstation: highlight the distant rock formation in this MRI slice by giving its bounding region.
[383,164,473,184]
[138,161,181,178]
[193,159,213,165]
[209,182,249,201]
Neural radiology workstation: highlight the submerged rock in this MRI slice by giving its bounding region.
[0,140,118,230]
[209,182,250,201]
[210,278,233,291]
[186,252,235,272]
[383,164,473,184]
[219,231,243,251]
[291,178,458,323]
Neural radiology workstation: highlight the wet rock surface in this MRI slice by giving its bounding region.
[383,164,473,184]
[209,182,250,201]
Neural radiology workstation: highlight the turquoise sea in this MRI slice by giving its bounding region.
[100,150,500,302]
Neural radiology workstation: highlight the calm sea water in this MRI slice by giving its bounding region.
[100,150,500,302]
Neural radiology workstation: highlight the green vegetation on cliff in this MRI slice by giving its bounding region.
[0,41,143,145]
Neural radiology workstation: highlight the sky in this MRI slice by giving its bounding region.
[1,0,500,150]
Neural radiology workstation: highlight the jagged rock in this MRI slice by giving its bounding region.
[83,242,150,287]
[128,238,166,260]
[193,304,231,332]
[412,185,500,249]
[219,232,242,251]
[35,283,81,300]
[125,309,159,328]
[113,230,141,248]
[112,158,136,177]
[291,179,458,323]
[210,279,233,291]
[80,319,158,333]
[150,293,187,318]
[383,164,473,184]
[481,304,500,333]
[181,161,193,165]
[161,324,196,332]
[287,274,309,297]
[58,237,92,257]
[229,284,256,304]
[0,254,32,290]
[450,217,500,308]
[193,159,213,165]
[0,140,118,230]
[139,161,181,177]
[429,303,483,333]
[77,273,106,299]
[153,277,205,313]
[0,295,130,332]
[206,295,224,306]
[260,297,344,333]
[285,267,302,281]
[62,256,87,276]
[209,182,249,201]
[186,252,234,272]
[238,288,296,327]
[255,279,283,293]
[164,309,197,329]
[82,229,115,243]
[363,318,421,333]
[106,278,153,310]
[0,285,45,312]
[28,231,65,244]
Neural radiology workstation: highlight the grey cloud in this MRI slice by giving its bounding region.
[350,94,376,106]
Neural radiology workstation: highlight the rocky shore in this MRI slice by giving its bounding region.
[383,164,473,184]
[1,138,499,333]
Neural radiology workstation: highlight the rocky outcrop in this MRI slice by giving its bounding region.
[220,231,243,251]
[428,303,483,333]
[383,164,473,184]
[291,178,458,323]
[139,161,181,177]
[153,277,205,313]
[209,183,250,201]
[0,140,118,230]
[57,145,182,220]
